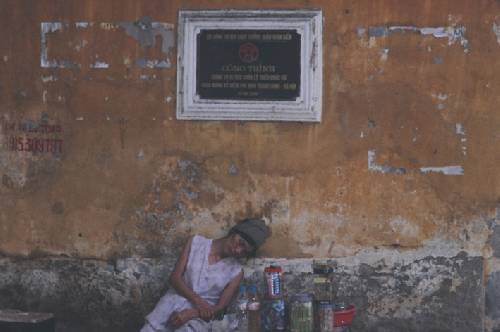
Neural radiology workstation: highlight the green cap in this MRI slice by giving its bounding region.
[231,218,270,251]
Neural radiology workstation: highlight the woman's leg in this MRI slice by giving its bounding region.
[175,318,210,332]
[140,320,169,332]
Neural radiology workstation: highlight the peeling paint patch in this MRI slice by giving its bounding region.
[455,123,467,156]
[368,150,406,174]
[90,61,109,69]
[40,22,79,68]
[368,26,388,37]
[493,21,500,46]
[364,24,469,52]
[40,20,174,69]
[380,48,389,61]
[137,149,145,161]
[75,22,90,29]
[140,74,158,81]
[432,92,448,111]
[369,150,464,175]
[119,17,175,57]
[100,23,119,30]
[3,55,8,62]
[135,58,170,69]
[356,27,366,38]
[420,166,464,175]
[41,75,57,83]
[228,163,239,176]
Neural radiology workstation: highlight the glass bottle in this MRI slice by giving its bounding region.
[289,293,314,332]
[313,263,335,332]
[236,284,249,332]
[246,284,261,332]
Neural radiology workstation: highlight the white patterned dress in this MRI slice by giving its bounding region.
[141,235,243,332]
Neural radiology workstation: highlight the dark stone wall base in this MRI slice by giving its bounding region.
[0,253,485,332]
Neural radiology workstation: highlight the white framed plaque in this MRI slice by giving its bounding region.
[176,9,323,122]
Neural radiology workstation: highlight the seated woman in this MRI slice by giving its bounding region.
[141,218,270,332]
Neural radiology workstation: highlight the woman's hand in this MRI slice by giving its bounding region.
[193,298,216,321]
[168,309,197,329]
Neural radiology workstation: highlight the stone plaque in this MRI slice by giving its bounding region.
[177,10,323,122]
[197,29,301,101]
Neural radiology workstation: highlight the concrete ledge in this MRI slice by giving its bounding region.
[0,309,55,332]
[0,253,485,332]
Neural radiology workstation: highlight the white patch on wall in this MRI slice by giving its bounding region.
[90,61,109,69]
[75,22,90,29]
[493,20,500,46]
[455,123,467,156]
[380,48,389,61]
[368,150,464,176]
[431,92,448,111]
[368,150,406,174]
[40,19,174,69]
[455,123,465,135]
[41,75,57,83]
[419,166,464,175]
[362,23,470,53]
[40,22,76,68]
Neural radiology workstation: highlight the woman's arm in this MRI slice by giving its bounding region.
[169,270,242,329]
[168,236,200,303]
[168,308,199,329]
[213,270,244,313]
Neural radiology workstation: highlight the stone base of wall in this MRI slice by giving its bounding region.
[0,252,484,332]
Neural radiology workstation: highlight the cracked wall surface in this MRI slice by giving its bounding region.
[0,0,500,331]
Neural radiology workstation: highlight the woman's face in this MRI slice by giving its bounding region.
[227,233,254,258]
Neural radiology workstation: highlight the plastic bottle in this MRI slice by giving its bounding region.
[246,284,261,332]
[236,284,249,332]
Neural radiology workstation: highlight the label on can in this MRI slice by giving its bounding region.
[265,266,282,298]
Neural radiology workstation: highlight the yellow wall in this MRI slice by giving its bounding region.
[1,0,499,261]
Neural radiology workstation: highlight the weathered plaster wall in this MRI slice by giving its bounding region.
[0,0,499,331]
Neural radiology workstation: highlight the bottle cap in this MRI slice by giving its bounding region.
[264,265,282,273]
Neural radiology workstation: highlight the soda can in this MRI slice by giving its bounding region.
[264,265,282,298]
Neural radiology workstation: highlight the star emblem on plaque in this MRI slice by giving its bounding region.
[239,42,259,63]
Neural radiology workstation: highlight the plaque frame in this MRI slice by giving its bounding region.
[177,10,323,122]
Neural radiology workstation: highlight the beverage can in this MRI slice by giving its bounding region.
[264,265,282,298]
